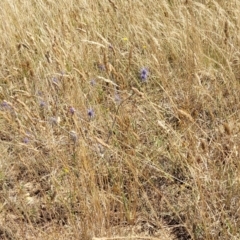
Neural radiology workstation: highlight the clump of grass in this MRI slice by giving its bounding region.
[1,0,240,239]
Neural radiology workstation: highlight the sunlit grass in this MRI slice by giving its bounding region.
[0,0,240,239]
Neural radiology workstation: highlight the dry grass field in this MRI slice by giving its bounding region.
[0,0,240,239]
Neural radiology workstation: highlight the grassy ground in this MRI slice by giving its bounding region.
[0,0,240,239]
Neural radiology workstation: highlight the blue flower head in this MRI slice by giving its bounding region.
[69,106,76,114]
[0,101,11,111]
[140,67,149,81]
[23,137,29,144]
[40,100,46,108]
[97,63,105,71]
[90,79,96,86]
[87,108,94,118]
[52,77,58,84]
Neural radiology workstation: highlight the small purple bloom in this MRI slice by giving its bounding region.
[52,77,58,84]
[140,67,149,81]
[40,100,46,108]
[69,106,76,114]
[52,77,61,89]
[87,108,94,118]
[37,91,43,96]
[0,101,9,110]
[90,79,96,86]
[0,101,16,116]
[97,64,105,71]
[23,137,29,144]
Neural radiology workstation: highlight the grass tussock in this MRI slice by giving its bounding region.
[0,0,240,239]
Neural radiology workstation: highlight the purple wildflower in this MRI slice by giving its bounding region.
[0,101,10,111]
[87,108,94,118]
[140,67,149,81]
[23,137,29,144]
[52,77,58,84]
[37,91,43,96]
[97,63,105,71]
[40,100,46,108]
[69,106,76,114]
[90,79,96,86]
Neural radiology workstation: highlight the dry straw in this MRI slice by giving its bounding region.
[0,0,240,239]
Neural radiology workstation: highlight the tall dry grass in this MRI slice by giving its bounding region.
[0,0,240,239]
